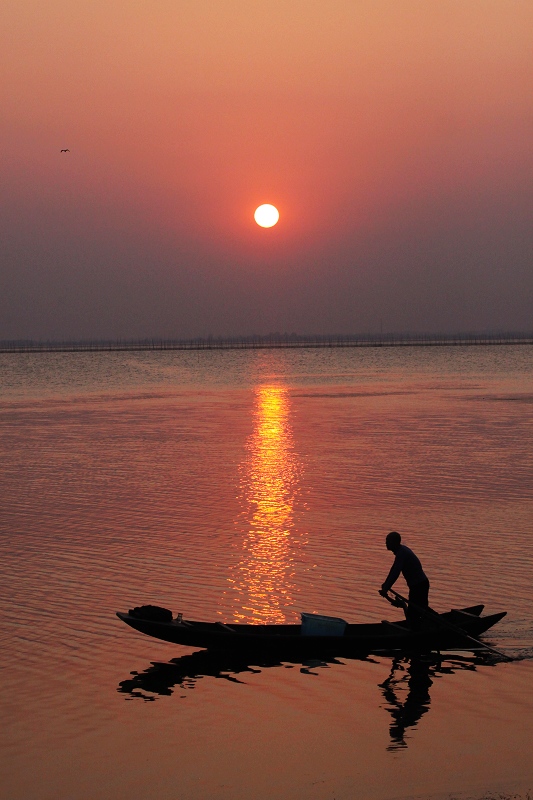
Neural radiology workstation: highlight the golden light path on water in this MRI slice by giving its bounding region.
[225,385,302,623]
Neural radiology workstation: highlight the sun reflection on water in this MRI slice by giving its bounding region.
[225,385,302,623]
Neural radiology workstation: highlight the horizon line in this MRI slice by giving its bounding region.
[1,330,533,354]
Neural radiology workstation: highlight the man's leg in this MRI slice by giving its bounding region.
[407,580,430,626]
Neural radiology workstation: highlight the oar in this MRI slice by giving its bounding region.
[384,588,512,662]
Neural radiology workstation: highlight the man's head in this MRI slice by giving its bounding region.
[386,531,401,552]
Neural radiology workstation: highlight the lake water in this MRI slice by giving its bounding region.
[1,346,532,800]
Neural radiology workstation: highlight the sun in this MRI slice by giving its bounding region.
[254,204,279,228]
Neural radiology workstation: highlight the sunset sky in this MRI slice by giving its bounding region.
[1,1,532,340]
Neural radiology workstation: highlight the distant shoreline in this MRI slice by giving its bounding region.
[1,332,532,354]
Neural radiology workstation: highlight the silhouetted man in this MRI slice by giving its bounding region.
[379,531,430,624]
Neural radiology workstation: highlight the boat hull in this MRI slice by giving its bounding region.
[116,605,506,657]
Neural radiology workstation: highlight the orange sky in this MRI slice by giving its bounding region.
[1,1,532,338]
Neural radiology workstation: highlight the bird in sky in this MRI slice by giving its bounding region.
[60,149,70,153]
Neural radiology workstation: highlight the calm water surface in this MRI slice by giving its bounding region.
[1,346,532,800]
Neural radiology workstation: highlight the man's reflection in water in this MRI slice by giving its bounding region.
[379,653,479,750]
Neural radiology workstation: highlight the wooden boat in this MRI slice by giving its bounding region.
[116,604,506,657]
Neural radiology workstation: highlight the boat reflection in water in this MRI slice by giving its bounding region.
[221,384,303,623]
[117,651,349,701]
[117,651,493,750]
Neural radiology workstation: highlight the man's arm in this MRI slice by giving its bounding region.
[381,551,403,592]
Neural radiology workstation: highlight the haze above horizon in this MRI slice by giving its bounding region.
[1,1,532,340]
